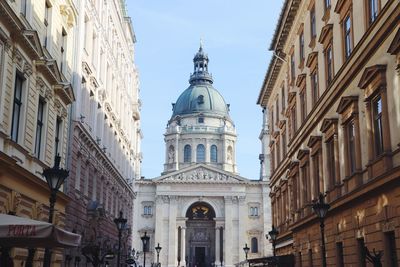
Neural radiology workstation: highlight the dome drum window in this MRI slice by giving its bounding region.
[184,145,192,163]
[196,144,205,162]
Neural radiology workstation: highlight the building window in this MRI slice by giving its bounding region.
[281,86,285,112]
[290,105,297,138]
[310,5,316,39]
[325,45,334,86]
[44,1,51,48]
[54,117,62,156]
[60,28,67,74]
[210,145,217,163]
[184,145,191,162]
[143,206,152,215]
[290,51,295,84]
[275,98,279,123]
[372,95,383,157]
[299,30,305,64]
[21,0,27,16]
[357,238,366,267]
[384,231,398,267]
[251,237,258,253]
[282,131,287,156]
[308,249,313,267]
[300,90,307,123]
[347,120,356,174]
[343,14,353,59]
[367,0,379,25]
[336,242,344,267]
[35,98,45,159]
[276,140,281,164]
[11,74,24,142]
[198,117,204,123]
[327,138,336,190]
[311,69,319,106]
[325,0,331,10]
[312,153,320,198]
[250,206,259,216]
[196,144,205,162]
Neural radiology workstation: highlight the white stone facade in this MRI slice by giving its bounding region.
[133,46,269,267]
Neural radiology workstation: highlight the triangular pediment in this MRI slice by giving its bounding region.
[22,30,43,59]
[154,164,249,184]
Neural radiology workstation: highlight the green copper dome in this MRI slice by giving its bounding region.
[172,45,230,118]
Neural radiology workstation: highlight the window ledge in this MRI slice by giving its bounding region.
[141,214,153,218]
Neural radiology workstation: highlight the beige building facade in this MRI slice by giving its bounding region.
[0,0,76,265]
[258,0,399,266]
[63,0,140,265]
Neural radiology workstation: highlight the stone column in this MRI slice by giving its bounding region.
[154,196,164,263]
[238,196,246,262]
[181,226,186,266]
[224,196,233,267]
[168,196,178,267]
[215,226,220,265]
[175,133,179,170]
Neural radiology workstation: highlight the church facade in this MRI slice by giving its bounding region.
[132,46,270,267]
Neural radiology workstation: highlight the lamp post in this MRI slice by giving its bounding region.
[268,225,279,258]
[42,155,69,267]
[141,232,150,267]
[114,211,127,267]
[155,243,162,267]
[243,243,250,261]
[312,193,330,267]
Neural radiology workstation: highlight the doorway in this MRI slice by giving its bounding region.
[194,247,206,267]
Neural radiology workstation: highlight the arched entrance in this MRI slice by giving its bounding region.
[185,202,215,267]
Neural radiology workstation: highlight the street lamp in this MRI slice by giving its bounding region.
[114,211,127,267]
[243,243,250,261]
[155,243,162,267]
[42,155,69,267]
[312,193,330,267]
[141,232,150,267]
[268,225,279,257]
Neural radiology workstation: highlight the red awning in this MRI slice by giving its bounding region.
[0,214,81,248]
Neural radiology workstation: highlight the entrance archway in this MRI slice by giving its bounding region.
[185,202,216,267]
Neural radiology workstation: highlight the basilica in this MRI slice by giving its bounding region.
[132,45,270,267]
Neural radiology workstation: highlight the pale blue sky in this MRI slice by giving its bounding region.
[127,1,283,179]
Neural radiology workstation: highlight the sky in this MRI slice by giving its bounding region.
[126,1,283,179]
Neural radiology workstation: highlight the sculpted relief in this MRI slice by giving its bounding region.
[162,167,240,183]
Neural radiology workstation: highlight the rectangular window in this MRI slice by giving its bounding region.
[347,121,356,174]
[372,95,384,157]
[281,86,285,112]
[21,0,27,16]
[290,52,295,83]
[291,105,297,136]
[310,6,316,38]
[250,207,259,216]
[311,69,319,106]
[384,231,398,267]
[300,90,307,123]
[327,139,336,189]
[144,206,152,215]
[313,154,320,197]
[275,98,279,123]
[325,45,334,85]
[368,0,379,25]
[44,1,51,48]
[54,117,62,156]
[60,28,67,74]
[308,249,313,267]
[336,242,344,267]
[299,31,305,63]
[276,140,281,164]
[325,0,331,10]
[282,131,287,156]
[35,98,45,158]
[11,74,24,142]
[343,14,352,59]
[357,238,366,267]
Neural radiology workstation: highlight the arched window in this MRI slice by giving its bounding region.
[196,144,205,162]
[211,145,217,162]
[184,145,191,162]
[251,237,258,253]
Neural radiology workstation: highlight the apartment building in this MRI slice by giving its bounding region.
[0,0,76,265]
[258,0,399,266]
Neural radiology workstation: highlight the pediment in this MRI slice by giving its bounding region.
[22,30,43,59]
[154,164,249,184]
